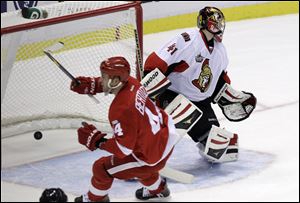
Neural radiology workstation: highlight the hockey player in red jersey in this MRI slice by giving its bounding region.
[70,56,180,202]
[142,7,256,163]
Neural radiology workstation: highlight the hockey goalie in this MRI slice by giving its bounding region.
[141,6,256,163]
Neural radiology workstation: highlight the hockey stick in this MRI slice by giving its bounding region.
[159,136,195,184]
[158,94,203,184]
[43,42,100,104]
[134,29,144,80]
[160,166,194,184]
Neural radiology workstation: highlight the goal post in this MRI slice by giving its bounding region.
[1,1,143,138]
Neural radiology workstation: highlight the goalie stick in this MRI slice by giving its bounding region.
[160,166,195,184]
[159,94,202,184]
[134,28,143,80]
[43,42,100,104]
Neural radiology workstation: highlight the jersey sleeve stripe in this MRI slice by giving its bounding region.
[115,139,133,156]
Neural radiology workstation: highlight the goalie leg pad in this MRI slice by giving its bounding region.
[164,94,203,137]
[197,125,238,163]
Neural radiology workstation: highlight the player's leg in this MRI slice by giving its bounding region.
[187,99,220,143]
[188,100,239,162]
[100,151,173,200]
[78,153,172,201]
[75,156,112,202]
[197,125,238,162]
[135,173,170,200]
[157,91,238,163]
[134,151,173,200]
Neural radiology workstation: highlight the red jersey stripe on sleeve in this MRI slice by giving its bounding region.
[144,52,168,74]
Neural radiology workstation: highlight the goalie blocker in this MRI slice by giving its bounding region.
[141,68,171,99]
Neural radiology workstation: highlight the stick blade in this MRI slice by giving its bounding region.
[160,166,195,184]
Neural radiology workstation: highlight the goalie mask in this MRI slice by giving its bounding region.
[197,6,225,42]
[100,56,130,82]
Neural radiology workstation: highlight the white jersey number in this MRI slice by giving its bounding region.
[114,122,124,136]
[145,107,163,135]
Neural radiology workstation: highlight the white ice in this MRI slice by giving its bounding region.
[1,14,299,202]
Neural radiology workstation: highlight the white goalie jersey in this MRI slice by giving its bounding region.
[144,28,229,102]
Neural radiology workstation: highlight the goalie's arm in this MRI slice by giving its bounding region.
[144,52,169,77]
[144,32,188,77]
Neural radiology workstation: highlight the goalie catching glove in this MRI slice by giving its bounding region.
[214,83,257,122]
[70,76,102,95]
[77,122,107,151]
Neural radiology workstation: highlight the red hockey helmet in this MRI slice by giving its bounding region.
[100,56,130,82]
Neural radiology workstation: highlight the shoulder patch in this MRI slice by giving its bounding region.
[181,32,191,42]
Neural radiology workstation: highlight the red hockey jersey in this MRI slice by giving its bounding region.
[100,77,180,165]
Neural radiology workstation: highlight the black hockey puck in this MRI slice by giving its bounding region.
[34,131,43,140]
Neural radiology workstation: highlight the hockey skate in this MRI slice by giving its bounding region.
[135,178,170,200]
[74,194,110,202]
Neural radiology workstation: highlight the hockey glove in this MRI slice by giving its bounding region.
[70,77,102,95]
[77,123,107,151]
[214,83,257,121]
[140,68,171,99]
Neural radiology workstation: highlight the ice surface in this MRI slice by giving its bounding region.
[1,138,274,198]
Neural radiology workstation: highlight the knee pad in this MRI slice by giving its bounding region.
[197,125,238,163]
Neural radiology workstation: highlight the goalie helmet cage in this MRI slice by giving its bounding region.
[1,1,143,138]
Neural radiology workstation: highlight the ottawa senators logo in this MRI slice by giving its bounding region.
[192,59,212,92]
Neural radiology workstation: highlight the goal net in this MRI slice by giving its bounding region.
[1,1,143,138]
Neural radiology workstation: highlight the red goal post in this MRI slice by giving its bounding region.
[1,1,143,137]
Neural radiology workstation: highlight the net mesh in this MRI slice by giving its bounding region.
[1,1,141,137]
